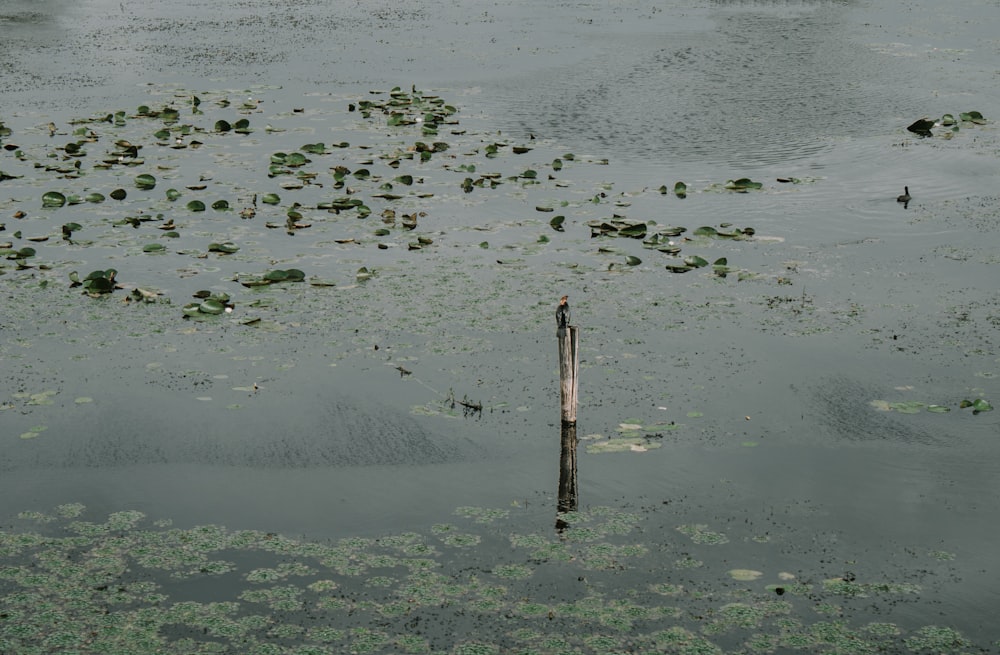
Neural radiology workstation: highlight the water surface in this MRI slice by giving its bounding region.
[2,0,999,649]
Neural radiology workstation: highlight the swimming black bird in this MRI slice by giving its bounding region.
[556,295,570,336]
[896,186,911,203]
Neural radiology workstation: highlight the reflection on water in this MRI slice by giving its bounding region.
[556,421,578,524]
[2,0,1000,646]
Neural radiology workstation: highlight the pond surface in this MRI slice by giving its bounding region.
[2,0,999,652]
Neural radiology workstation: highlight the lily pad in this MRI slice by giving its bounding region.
[42,191,67,208]
[959,110,986,125]
[135,173,156,190]
[907,117,936,136]
[199,298,227,315]
[960,398,993,414]
[617,222,647,239]
[208,241,239,254]
[76,269,118,294]
[725,177,763,190]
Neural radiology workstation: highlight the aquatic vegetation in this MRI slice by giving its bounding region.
[0,503,984,654]
[676,524,729,546]
[907,111,987,137]
[959,397,992,414]
[1,84,768,316]
[2,74,996,654]
[870,396,991,414]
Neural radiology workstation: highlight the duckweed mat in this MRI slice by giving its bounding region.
[1,503,992,654]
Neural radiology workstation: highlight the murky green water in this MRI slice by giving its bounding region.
[2,0,999,651]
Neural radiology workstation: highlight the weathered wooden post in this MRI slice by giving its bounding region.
[556,297,579,529]
[558,325,579,424]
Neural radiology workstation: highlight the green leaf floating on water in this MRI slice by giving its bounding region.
[142,243,166,253]
[187,200,206,212]
[960,398,993,414]
[42,191,67,208]
[242,268,307,286]
[75,269,118,294]
[674,181,687,197]
[618,222,647,239]
[959,110,986,125]
[135,173,156,190]
[285,152,309,167]
[725,177,763,190]
[208,242,239,254]
[199,298,227,315]
[907,117,936,136]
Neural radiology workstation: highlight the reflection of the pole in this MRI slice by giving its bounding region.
[556,420,578,531]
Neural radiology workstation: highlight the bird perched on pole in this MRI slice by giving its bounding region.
[556,295,571,337]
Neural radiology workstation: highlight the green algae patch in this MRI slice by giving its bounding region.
[0,504,986,654]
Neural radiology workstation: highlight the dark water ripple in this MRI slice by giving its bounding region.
[0,388,478,471]
[493,2,929,169]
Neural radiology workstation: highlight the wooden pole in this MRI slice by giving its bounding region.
[557,324,580,531]
[558,325,579,424]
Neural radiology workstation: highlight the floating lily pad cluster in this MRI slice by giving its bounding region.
[183,290,234,317]
[660,177,765,196]
[2,82,781,324]
[870,396,992,415]
[588,218,754,274]
[68,269,119,296]
[907,111,987,137]
[1,243,36,269]
[588,217,649,239]
[960,397,993,414]
[237,268,306,287]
